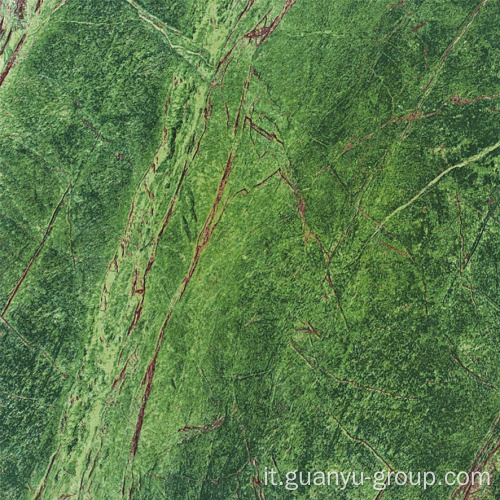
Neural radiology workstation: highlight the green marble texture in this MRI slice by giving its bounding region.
[0,0,499,498]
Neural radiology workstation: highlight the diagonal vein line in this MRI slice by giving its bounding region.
[2,184,72,316]
[377,140,500,232]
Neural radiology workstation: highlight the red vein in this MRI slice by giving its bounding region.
[0,34,26,87]
[331,415,395,471]
[244,0,297,45]
[452,93,500,106]
[0,29,12,56]
[34,445,61,500]
[402,0,490,139]
[2,184,71,316]
[130,151,236,458]
[0,314,68,377]
[450,352,496,390]
[290,341,416,400]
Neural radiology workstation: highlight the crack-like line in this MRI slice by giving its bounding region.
[444,334,496,391]
[422,0,489,100]
[0,34,26,87]
[442,208,493,304]
[455,193,465,275]
[124,42,267,466]
[451,412,500,499]
[124,0,209,71]
[244,0,298,45]
[0,29,13,57]
[66,201,76,268]
[0,210,40,243]
[330,415,395,471]
[290,341,417,400]
[0,314,68,378]
[325,271,350,331]
[375,140,500,234]
[0,391,55,408]
[2,183,72,316]
[342,110,438,155]
[224,0,256,48]
[450,352,496,391]
[401,0,490,139]
[129,150,236,459]
[451,93,500,106]
[64,86,213,495]
[116,159,189,362]
[115,96,211,363]
[34,444,61,500]
[463,211,490,271]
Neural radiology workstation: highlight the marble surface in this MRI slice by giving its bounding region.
[0,0,498,498]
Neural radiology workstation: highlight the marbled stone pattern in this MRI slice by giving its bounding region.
[0,0,498,498]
